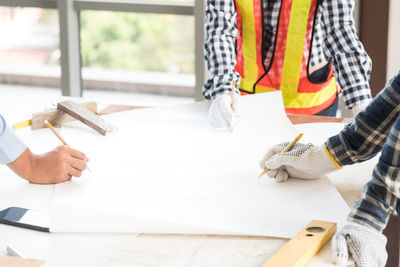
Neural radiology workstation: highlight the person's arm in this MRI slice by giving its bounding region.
[326,71,400,166]
[8,145,88,184]
[203,0,240,100]
[204,0,242,129]
[321,0,372,116]
[331,82,400,265]
[259,71,400,182]
[0,114,88,184]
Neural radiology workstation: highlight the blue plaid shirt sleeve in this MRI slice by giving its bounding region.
[325,71,400,231]
[0,114,27,164]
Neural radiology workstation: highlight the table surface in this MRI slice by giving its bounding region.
[0,105,373,267]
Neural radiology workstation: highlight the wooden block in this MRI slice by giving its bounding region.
[263,220,337,267]
[57,100,118,136]
[31,101,97,130]
[0,256,44,267]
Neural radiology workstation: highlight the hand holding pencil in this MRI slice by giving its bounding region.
[35,120,90,182]
[258,133,341,182]
[7,122,89,185]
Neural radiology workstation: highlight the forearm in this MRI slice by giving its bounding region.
[321,0,372,109]
[7,148,35,180]
[348,112,400,231]
[203,0,240,100]
[325,71,400,166]
[330,33,372,109]
[8,145,88,184]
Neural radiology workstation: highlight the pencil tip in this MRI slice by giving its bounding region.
[43,120,48,125]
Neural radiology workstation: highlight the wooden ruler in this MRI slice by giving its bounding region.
[263,220,336,267]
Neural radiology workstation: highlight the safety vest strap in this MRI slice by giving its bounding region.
[235,0,263,92]
[280,0,312,97]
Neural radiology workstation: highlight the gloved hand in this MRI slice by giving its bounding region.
[208,93,241,129]
[351,100,371,117]
[259,142,340,182]
[333,221,387,267]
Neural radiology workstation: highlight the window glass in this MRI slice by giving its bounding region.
[0,7,59,68]
[80,10,194,75]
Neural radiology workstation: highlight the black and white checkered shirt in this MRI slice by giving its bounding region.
[203,0,372,110]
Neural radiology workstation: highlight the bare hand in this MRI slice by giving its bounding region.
[7,145,89,184]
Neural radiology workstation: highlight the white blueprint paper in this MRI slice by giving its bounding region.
[50,92,350,238]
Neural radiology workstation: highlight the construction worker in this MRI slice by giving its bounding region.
[259,71,400,266]
[204,0,372,128]
[1,114,88,184]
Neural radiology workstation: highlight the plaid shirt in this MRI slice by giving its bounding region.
[203,0,372,109]
[326,71,400,231]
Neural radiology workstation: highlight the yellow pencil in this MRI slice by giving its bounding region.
[258,133,303,179]
[44,120,91,173]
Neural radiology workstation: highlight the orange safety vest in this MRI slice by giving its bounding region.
[234,0,339,115]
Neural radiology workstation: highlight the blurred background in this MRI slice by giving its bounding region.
[0,0,398,116]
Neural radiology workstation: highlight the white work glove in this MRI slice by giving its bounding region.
[259,143,340,182]
[351,100,371,117]
[333,221,387,267]
[208,93,242,128]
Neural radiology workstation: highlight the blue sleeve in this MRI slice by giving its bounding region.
[325,71,400,166]
[0,114,27,164]
[348,112,400,231]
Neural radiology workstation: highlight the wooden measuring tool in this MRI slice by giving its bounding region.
[13,101,97,131]
[57,100,118,136]
[13,100,121,136]
[263,220,336,267]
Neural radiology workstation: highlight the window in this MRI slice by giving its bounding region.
[0,7,60,86]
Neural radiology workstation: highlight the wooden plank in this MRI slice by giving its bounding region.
[57,100,118,136]
[263,220,336,267]
[286,114,344,125]
[97,104,149,116]
[31,101,97,130]
[0,256,44,267]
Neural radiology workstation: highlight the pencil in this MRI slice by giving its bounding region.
[44,120,91,173]
[258,133,303,179]
[231,80,236,104]
[44,120,69,146]
[229,81,236,131]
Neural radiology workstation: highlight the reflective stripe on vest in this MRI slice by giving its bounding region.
[234,0,338,115]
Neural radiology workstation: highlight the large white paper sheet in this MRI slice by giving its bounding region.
[50,92,350,238]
